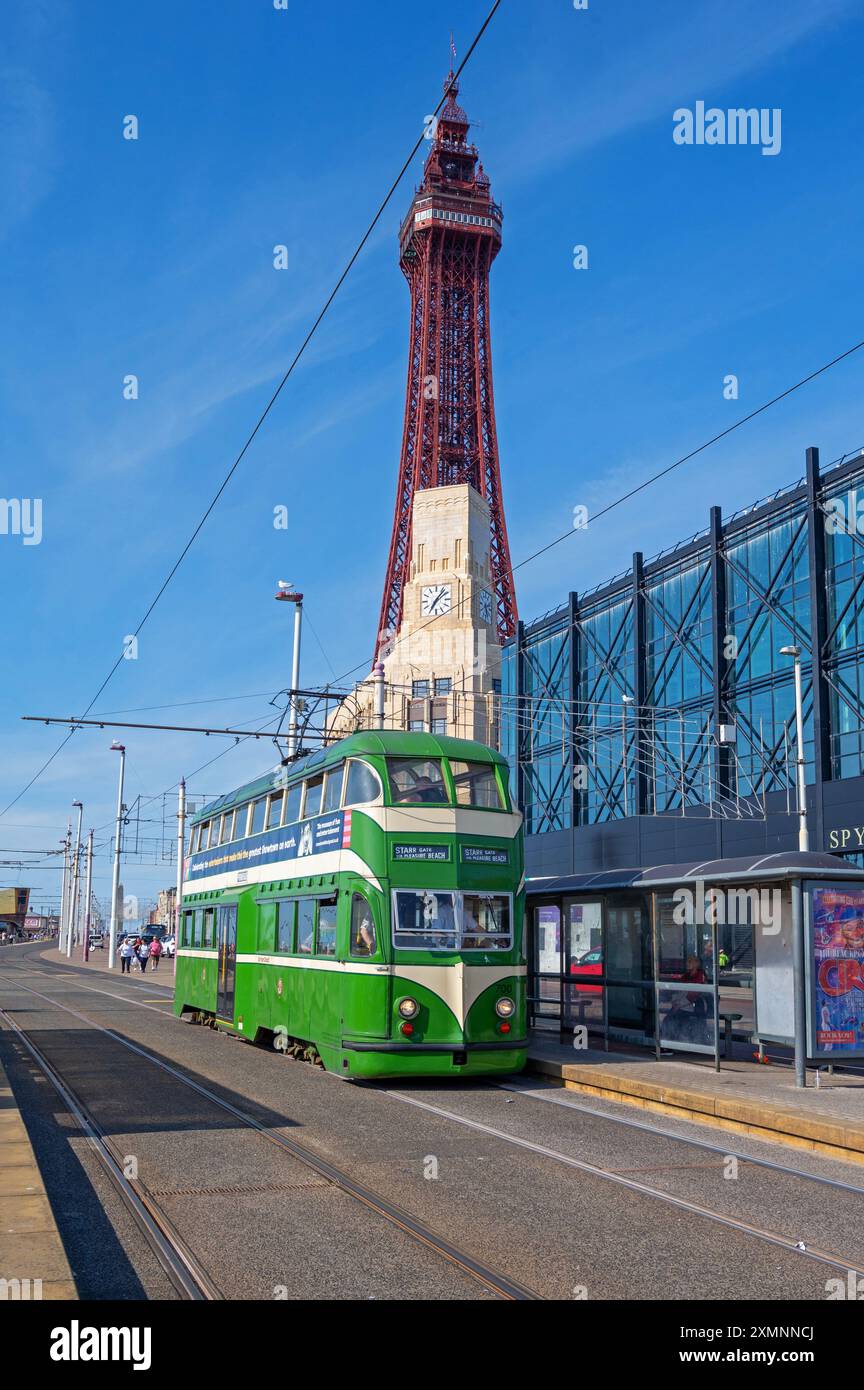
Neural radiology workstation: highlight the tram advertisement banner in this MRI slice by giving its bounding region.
[186,811,348,883]
[806,882,864,1059]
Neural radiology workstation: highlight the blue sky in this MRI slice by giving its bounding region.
[1,0,862,913]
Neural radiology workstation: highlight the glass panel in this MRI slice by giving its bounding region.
[323,768,343,813]
[657,986,715,1049]
[296,899,315,954]
[277,900,295,953]
[199,821,211,849]
[564,900,603,1025]
[188,825,199,855]
[284,782,303,823]
[387,758,448,804]
[534,905,561,975]
[606,897,651,981]
[317,903,337,956]
[344,760,380,807]
[250,798,267,836]
[656,892,715,984]
[393,890,458,949]
[203,909,214,948]
[607,984,653,1036]
[266,792,284,829]
[450,760,503,808]
[350,895,376,956]
[461,894,511,949]
[434,678,452,695]
[304,776,324,819]
[563,980,603,1035]
[233,805,248,840]
[219,814,232,845]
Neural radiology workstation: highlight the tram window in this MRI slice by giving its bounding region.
[284,782,303,823]
[350,895,376,956]
[393,890,458,949]
[344,760,381,807]
[219,813,232,845]
[387,757,448,804]
[199,821,211,849]
[462,894,511,950]
[266,791,284,830]
[450,760,504,809]
[234,804,249,839]
[323,767,344,813]
[187,825,198,855]
[202,909,214,948]
[296,899,315,954]
[250,798,267,836]
[316,902,337,956]
[277,900,296,953]
[304,775,324,819]
[181,911,193,946]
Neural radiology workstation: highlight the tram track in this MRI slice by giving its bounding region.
[0,1002,220,1301]
[0,967,539,1302]
[381,1087,864,1278]
[8,948,864,1296]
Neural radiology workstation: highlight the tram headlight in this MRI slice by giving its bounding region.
[398,997,419,1020]
[495,997,515,1019]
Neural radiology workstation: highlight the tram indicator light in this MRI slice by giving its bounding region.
[400,1022,415,1037]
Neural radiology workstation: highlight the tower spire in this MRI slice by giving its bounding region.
[376,74,518,656]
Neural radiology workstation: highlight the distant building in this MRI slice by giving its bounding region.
[149,887,176,928]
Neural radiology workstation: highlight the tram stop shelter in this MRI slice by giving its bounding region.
[526,851,864,1085]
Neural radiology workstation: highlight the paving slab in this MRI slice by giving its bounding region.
[0,1057,77,1300]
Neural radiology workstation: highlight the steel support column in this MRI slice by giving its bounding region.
[709,505,732,801]
[568,592,580,833]
[632,553,648,816]
[806,446,830,852]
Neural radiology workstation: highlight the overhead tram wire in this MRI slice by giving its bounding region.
[0,0,505,823]
[331,337,864,689]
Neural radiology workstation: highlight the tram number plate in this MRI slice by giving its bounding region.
[461,846,509,865]
[392,844,451,862]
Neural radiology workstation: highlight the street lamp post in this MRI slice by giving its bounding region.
[81,829,94,963]
[780,645,809,852]
[58,824,71,952]
[67,802,84,958]
[275,583,304,757]
[108,742,126,970]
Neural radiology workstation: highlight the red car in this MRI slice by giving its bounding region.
[570,948,603,996]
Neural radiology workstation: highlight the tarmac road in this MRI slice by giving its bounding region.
[2,939,863,1301]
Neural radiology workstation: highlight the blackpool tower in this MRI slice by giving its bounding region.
[376,70,518,658]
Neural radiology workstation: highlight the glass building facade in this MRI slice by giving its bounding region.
[502,445,864,1042]
[503,446,864,864]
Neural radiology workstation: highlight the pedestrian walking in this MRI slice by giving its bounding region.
[120,938,135,975]
[137,939,150,973]
[149,936,163,971]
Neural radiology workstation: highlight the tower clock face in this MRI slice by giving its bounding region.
[421,584,452,617]
[479,589,493,624]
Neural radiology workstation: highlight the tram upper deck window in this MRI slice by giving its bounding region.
[188,824,199,855]
[219,813,232,845]
[250,797,267,836]
[462,894,511,949]
[387,758,448,805]
[323,766,344,813]
[304,775,324,819]
[284,781,302,824]
[266,791,284,830]
[450,760,504,809]
[233,804,249,839]
[200,821,212,849]
[344,759,381,807]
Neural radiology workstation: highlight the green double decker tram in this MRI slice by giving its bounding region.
[174,731,527,1079]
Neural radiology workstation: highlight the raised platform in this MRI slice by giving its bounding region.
[526,1033,864,1165]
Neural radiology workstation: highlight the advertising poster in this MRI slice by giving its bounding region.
[808,883,864,1058]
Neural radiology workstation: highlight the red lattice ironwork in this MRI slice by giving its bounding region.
[376,73,518,656]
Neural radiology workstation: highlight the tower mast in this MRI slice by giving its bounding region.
[377,70,518,656]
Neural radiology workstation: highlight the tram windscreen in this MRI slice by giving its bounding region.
[450,761,504,809]
[393,890,512,951]
[387,758,449,804]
